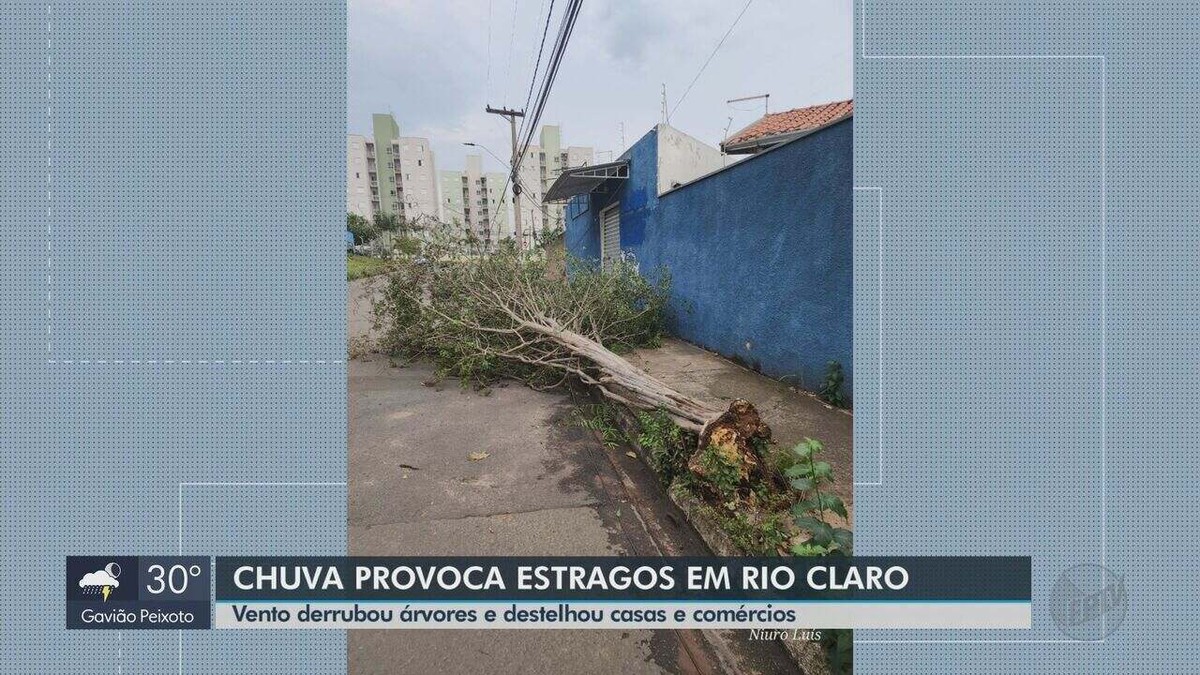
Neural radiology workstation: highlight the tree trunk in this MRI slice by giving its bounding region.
[521,318,775,497]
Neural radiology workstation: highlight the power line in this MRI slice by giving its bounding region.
[517,0,558,143]
[492,0,581,245]
[670,0,754,119]
[519,0,550,128]
[484,0,494,102]
[503,0,521,105]
[513,0,582,179]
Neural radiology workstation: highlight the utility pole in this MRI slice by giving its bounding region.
[485,105,526,249]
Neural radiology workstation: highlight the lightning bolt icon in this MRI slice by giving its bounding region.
[101,586,112,602]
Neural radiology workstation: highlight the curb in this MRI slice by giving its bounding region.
[607,403,832,675]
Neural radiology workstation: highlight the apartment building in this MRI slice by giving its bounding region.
[347,134,373,218]
[439,155,509,249]
[347,116,592,249]
[513,125,593,248]
[346,114,439,222]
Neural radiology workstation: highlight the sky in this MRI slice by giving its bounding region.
[348,0,853,177]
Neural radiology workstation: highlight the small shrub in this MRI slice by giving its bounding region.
[786,436,853,672]
[635,409,691,483]
[818,361,846,407]
[695,443,743,501]
[786,438,852,556]
[823,629,853,674]
[571,403,625,449]
[722,511,791,556]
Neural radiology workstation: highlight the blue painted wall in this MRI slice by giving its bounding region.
[566,120,853,399]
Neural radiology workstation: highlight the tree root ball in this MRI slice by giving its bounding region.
[688,399,775,500]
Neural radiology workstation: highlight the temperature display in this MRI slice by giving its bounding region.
[66,556,211,630]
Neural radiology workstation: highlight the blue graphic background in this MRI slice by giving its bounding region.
[1,2,346,672]
[3,1,1198,673]
[854,1,1195,671]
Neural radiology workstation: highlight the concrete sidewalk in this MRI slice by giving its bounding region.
[626,340,854,518]
[347,280,798,675]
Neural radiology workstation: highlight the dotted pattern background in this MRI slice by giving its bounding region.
[2,2,347,673]
[855,1,1196,672]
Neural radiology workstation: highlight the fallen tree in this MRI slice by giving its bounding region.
[373,225,849,670]
[373,223,775,494]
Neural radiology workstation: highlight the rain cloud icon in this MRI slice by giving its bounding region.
[79,562,122,602]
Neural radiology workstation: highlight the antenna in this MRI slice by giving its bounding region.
[619,122,625,151]
[727,93,770,116]
[661,84,670,124]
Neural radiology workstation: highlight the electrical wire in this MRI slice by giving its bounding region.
[484,0,494,102]
[513,0,582,177]
[503,0,521,105]
[517,0,558,143]
[492,0,582,244]
[670,0,754,119]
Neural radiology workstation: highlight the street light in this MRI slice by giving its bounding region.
[463,142,511,171]
[463,140,524,197]
[464,141,529,245]
[463,142,526,249]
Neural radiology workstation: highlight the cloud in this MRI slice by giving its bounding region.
[349,0,853,175]
[588,1,672,68]
[79,570,119,588]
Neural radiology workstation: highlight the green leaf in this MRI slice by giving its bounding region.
[791,442,814,460]
[820,494,849,519]
[811,526,833,547]
[792,517,833,546]
[791,542,830,557]
[784,464,808,479]
[789,476,814,491]
[791,515,823,532]
[791,500,818,516]
[811,461,833,479]
[804,437,824,453]
[832,528,854,554]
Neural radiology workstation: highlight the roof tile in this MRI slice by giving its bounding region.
[723,99,853,149]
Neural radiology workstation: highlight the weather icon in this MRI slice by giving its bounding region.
[78,562,121,602]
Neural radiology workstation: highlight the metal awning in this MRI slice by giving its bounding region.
[542,160,629,203]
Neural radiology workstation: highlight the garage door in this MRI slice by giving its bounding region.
[600,206,621,270]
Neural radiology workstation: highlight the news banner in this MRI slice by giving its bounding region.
[67,556,1030,630]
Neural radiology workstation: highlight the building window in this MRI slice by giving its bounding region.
[417,159,423,167]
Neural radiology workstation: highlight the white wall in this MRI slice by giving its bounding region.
[346,135,374,218]
[655,124,724,196]
[396,136,439,220]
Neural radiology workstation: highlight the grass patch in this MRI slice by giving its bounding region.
[347,254,390,280]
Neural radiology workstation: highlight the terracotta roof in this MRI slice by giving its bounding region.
[722,99,853,152]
